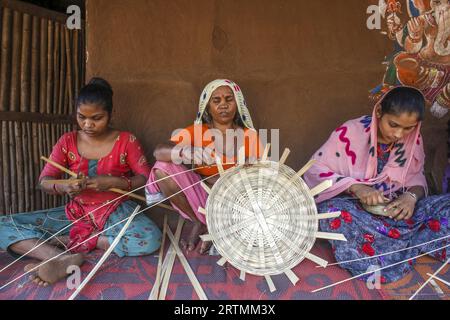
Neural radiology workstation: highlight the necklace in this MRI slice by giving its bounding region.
[377,142,395,154]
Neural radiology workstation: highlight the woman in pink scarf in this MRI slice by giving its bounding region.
[304,87,449,283]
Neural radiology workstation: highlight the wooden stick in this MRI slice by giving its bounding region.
[2,121,10,214]
[41,179,83,185]
[30,16,39,113]
[10,11,22,112]
[38,124,46,207]
[32,123,41,209]
[65,28,73,113]
[9,122,17,213]
[46,20,54,114]
[21,122,30,212]
[148,214,168,300]
[58,26,66,115]
[0,122,4,214]
[0,8,12,111]
[159,217,184,300]
[68,205,141,300]
[53,22,60,114]
[166,226,208,300]
[40,156,177,211]
[39,18,47,114]
[26,122,35,211]
[20,13,31,113]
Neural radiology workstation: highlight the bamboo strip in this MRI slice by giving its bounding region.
[426,273,450,287]
[261,143,270,162]
[45,19,53,114]
[305,252,328,268]
[264,275,276,293]
[166,226,208,300]
[159,218,184,300]
[284,269,300,286]
[38,123,46,208]
[239,270,246,281]
[9,10,22,112]
[278,148,290,165]
[148,214,168,300]
[19,13,31,112]
[315,232,347,242]
[0,8,12,111]
[39,18,47,114]
[68,205,141,300]
[29,16,39,113]
[310,180,333,197]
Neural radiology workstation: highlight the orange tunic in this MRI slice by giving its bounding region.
[170,124,262,176]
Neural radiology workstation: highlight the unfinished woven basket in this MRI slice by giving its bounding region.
[206,161,318,276]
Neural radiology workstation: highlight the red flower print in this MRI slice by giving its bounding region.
[330,218,341,230]
[380,276,387,284]
[362,243,375,256]
[388,228,401,239]
[364,233,375,244]
[427,219,441,232]
[341,211,352,223]
[405,219,414,226]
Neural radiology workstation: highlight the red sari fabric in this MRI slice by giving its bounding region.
[39,131,150,253]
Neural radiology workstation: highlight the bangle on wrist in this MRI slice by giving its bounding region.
[121,176,132,191]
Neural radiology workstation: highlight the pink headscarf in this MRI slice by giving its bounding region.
[304,90,428,203]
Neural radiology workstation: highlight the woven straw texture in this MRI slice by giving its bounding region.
[206,161,319,276]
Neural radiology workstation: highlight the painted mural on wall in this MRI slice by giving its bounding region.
[370,0,449,119]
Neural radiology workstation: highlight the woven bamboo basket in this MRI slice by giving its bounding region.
[205,161,318,276]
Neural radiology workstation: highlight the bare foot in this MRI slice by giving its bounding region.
[198,240,212,255]
[24,263,48,287]
[36,253,84,285]
[184,221,207,252]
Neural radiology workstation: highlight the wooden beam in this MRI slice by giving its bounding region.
[0,111,76,124]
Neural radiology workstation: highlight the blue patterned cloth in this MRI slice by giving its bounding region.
[0,200,161,258]
[318,194,449,283]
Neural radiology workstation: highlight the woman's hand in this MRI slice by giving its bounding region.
[85,175,115,191]
[181,146,216,166]
[57,178,87,198]
[407,17,423,39]
[384,193,417,221]
[350,184,389,206]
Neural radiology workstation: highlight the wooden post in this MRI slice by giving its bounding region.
[21,122,30,212]
[30,15,40,113]
[58,27,66,115]
[53,22,60,114]
[14,122,25,212]
[0,8,12,111]
[46,19,53,114]
[65,28,73,114]
[20,13,31,113]
[26,122,35,211]
[8,122,17,213]
[2,122,10,214]
[10,11,22,112]
[39,18,47,114]
[0,122,4,214]
[32,122,41,209]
